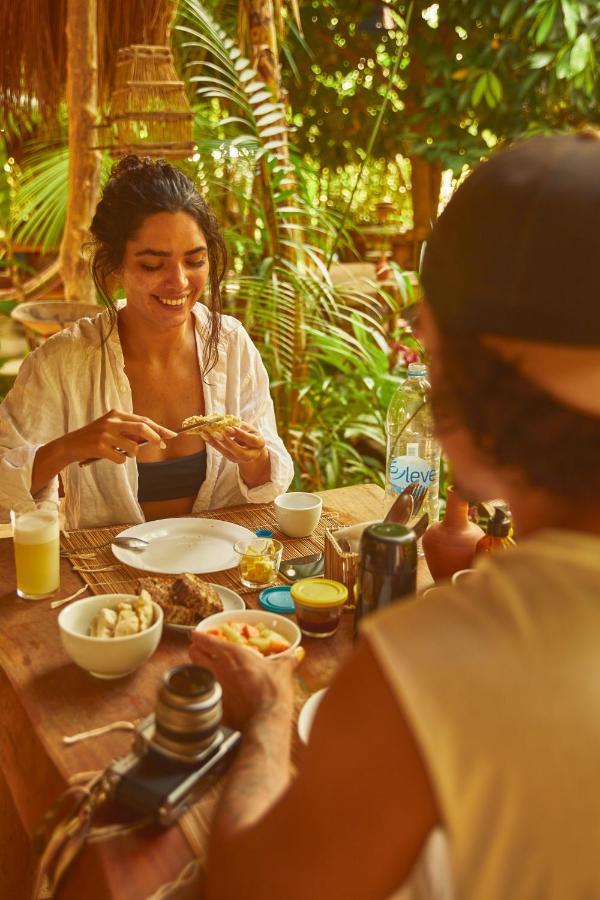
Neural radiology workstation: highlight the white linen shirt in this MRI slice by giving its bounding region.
[0,303,294,529]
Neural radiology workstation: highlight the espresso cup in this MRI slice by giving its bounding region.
[451,568,477,587]
[274,492,323,538]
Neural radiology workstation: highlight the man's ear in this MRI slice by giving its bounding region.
[416,300,441,356]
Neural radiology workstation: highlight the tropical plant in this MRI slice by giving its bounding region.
[177,0,405,489]
[282,0,600,236]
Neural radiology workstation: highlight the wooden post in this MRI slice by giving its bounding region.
[404,11,449,267]
[245,0,307,429]
[247,0,281,93]
[59,0,101,304]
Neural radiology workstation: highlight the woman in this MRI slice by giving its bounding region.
[0,156,293,528]
[190,131,600,899]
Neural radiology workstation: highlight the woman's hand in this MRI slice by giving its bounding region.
[204,421,271,488]
[31,410,176,494]
[189,632,295,730]
[64,409,177,465]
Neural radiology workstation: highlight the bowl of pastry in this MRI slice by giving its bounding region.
[58,591,163,679]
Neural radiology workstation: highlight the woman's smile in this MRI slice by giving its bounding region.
[153,293,192,308]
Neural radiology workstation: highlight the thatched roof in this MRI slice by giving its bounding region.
[0,0,177,120]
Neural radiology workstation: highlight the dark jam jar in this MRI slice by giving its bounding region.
[291,578,348,638]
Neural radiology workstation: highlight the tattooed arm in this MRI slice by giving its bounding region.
[188,635,438,900]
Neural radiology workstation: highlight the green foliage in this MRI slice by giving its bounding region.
[177,0,404,489]
[282,0,600,181]
[288,314,404,489]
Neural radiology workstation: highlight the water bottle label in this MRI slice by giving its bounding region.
[389,454,436,493]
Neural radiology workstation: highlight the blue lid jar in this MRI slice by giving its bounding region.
[258,585,295,615]
[255,528,274,538]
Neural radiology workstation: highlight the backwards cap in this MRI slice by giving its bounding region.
[421,131,600,345]
[421,131,600,415]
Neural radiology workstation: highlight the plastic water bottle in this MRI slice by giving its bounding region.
[384,363,440,529]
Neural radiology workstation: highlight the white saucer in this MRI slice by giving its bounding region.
[297,688,327,743]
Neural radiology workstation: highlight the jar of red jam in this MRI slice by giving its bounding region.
[291,578,348,638]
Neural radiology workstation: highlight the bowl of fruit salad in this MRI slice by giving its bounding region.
[194,609,301,659]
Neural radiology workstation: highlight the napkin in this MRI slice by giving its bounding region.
[331,520,381,554]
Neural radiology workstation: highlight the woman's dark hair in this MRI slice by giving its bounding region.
[89,155,227,375]
[431,331,600,502]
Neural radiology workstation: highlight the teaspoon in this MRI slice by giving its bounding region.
[111,536,150,550]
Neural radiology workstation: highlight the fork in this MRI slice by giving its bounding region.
[411,485,429,518]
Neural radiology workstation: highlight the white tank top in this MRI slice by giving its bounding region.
[363,529,600,899]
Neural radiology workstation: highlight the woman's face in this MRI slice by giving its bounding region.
[118,211,209,330]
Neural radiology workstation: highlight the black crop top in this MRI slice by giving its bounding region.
[137,450,207,502]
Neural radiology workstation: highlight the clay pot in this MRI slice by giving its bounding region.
[422,487,485,582]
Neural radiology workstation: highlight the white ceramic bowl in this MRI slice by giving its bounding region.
[58,593,163,679]
[194,608,301,659]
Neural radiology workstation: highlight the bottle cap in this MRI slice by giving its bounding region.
[255,528,273,538]
[291,578,348,608]
[359,523,417,574]
[487,506,512,537]
[258,585,295,614]
[407,362,427,377]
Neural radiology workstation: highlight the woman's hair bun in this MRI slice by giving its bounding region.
[110,155,154,179]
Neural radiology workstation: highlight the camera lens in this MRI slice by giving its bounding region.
[164,664,216,699]
[153,665,223,762]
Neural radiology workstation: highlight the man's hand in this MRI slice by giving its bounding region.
[189,632,295,730]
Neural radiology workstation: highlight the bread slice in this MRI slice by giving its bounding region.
[138,573,223,627]
[137,576,172,607]
[160,603,198,626]
[181,413,241,437]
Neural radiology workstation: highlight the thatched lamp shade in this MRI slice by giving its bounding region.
[98,44,195,159]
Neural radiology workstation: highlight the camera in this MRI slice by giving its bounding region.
[106,665,240,826]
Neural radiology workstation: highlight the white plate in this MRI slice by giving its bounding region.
[166,584,246,634]
[111,518,254,574]
[297,688,327,744]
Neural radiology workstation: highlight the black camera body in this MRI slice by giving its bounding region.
[106,665,240,827]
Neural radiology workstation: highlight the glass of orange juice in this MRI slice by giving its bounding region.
[10,500,60,600]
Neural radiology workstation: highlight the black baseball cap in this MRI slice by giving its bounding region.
[421,131,600,347]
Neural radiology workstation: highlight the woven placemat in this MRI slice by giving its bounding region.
[61,503,346,596]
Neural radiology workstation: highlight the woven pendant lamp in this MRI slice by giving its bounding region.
[100,43,195,159]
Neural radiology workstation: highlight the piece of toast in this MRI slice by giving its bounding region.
[138,573,223,626]
[160,603,198,626]
[137,576,172,607]
[171,574,222,617]
[181,413,241,437]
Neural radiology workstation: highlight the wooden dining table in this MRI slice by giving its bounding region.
[0,483,428,899]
